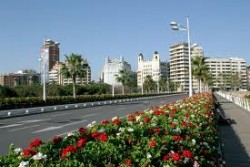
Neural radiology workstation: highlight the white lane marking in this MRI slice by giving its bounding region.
[19,119,51,124]
[32,120,87,134]
[9,125,40,132]
[81,114,96,118]
[0,124,23,129]
[51,113,72,117]
[57,129,76,136]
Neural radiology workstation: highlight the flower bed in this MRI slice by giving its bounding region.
[0,92,221,167]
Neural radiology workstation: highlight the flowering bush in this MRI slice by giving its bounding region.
[0,92,221,166]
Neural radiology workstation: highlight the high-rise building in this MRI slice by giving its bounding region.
[205,57,247,90]
[169,43,204,92]
[42,39,60,71]
[247,66,250,90]
[100,56,131,86]
[137,51,167,88]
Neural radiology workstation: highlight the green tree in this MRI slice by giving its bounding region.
[192,56,209,93]
[61,54,88,98]
[115,69,131,95]
[203,72,214,91]
[143,75,156,93]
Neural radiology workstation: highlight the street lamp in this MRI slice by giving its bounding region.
[170,17,193,97]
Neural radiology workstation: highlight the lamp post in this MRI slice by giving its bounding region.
[141,70,144,95]
[40,47,48,101]
[170,17,193,97]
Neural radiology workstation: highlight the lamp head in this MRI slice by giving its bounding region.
[170,22,179,31]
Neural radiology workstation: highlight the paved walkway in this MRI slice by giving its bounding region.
[215,93,250,167]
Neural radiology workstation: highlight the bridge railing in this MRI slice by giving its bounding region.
[217,91,250,112]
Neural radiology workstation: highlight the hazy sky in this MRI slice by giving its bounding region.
[0,1,249,80]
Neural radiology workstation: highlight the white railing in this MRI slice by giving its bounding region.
[217,91,250,112]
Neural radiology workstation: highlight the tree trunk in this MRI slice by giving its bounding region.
[73,78,76,99]
[122,85,125,95]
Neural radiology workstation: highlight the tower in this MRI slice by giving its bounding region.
[42,39,60,71]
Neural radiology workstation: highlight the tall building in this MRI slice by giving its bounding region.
[42,39,60,71]
[247,66,250,90]
[169,43,204,92]
[205,57,247,90]
[101,56,131,86]
[137,51,167,88]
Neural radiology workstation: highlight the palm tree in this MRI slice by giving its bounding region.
[61,53,88,98]
[115,69,130,95]
[192,56,209,93]
[143,75,156,93]
[203,72,214,91]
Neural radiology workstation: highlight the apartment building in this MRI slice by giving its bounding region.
[205,57,247,90]
[100,56,131,86]
[0,71,39,86]
[169,43,203,92]
[41,39,60,71]
[137,51,168,88]
[247,66,250,90]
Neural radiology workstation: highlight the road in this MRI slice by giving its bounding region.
[0,94,187,155]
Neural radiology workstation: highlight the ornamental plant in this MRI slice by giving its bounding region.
[0,92,222,166]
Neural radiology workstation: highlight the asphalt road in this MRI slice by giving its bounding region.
[0,94,187,155]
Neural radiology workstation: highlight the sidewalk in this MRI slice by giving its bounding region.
[214,93,250,167]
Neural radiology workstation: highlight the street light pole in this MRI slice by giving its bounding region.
[170,17,193,97]
[186,17,192,97]
[141,70,144,95]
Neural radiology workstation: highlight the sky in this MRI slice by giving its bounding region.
[0,1,250,80]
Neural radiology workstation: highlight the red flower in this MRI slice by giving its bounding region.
[52,136,62,144]
[171,152,181,161]
[170,122,176,128]
[124,159,132,166]
[78,127,87,134]
[149,140,157,147]
[153,127,161,134]
[23,148,37,157]
[29,138,42,148]
[183,150,193,158]
[77,136,87,147]
[112,118,121,125]
[61,145,77,158]
[91,131,99,138]
[97,133,108,142]
[127,114,135,122]
[173,135,182,142]
[101,120,110,124]
[144,116,150,123]
[181,121,187,127]
[162,154,169,161]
